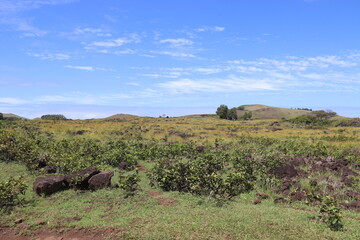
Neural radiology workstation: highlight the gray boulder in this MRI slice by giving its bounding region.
[33,175,67,196]
[88,170,114,191]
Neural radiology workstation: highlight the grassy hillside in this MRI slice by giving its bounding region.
[104,113,140,119]
[1,114,360,239]
[2,113,27,120]
[237,104,317,120]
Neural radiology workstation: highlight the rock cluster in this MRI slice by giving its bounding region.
[33,167,114,196]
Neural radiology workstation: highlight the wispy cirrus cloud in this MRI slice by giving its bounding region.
[158,75,277,94]
[0,97,27,105]
[27,52,71,60]
[0,0,77,36]
[87,34,140,48]
[195,26,225,32]
[64,65,110,71]
[151,51,197,58]
[159,38,194,47]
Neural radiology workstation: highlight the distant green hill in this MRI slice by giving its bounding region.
[104,113,139,119]
[236,104,341,120]
[2,113,27,120]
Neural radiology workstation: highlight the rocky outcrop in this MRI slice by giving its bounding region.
[64,167,100,190]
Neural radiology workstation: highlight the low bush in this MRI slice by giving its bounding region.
[0,176,27,207]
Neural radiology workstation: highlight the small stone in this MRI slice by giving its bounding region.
[14,218,24,224]
[256,192,270,199]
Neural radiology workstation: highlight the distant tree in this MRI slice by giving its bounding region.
[0,112,3,120]
[227,108,238,120]
[216,104,229,119]
[237,106,245,110]
[41,114,67,120]
[240,111,252,120]
[313,110,337,120]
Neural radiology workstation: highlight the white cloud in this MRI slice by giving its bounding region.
[27,52,71,60]
[152,51,196,58]
[0,0,77,36]
[159,38,194,47]
[64,65,110,71]
[195,26,225,32]
[88,34,140,48]
[126,82,140,86]
[158,75,278,94]
[0,97,27,104]
[114,49,137,55]
[65,65,94,71]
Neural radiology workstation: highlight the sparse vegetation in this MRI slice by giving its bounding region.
[0,111,360,239]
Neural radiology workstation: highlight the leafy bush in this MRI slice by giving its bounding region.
[0,176,27,207]
[148,153,255,199]
[119,171,141,196]
[319,196,344,231]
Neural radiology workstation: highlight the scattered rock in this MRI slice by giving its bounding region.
[35,220,47,226]
[65,167,100,190]
[290,191,307,201]
[14,218,24,224]
[310,180,318,187]
[88,170,114,191]
[274,197,287,204]
[196,145,205,153]
[118,162,132,171]
[345,191,360,200]
[256,192,269,200]
[252,200,262,205]
[44,165,56,174]
[273,164,298,179]
[341,200,360,210]
[33,175,67,196]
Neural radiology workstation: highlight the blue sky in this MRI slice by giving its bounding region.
[1,0,360,119]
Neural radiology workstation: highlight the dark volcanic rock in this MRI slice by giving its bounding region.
[33,175,67,196]
[118,161,132,171]
[88,170,114,191]
[196,145,206,153]
[273,164,298,179]
[290,191,307,201]
[65,167,100,190]
[274,197,287,204]
[341,200,360,210]
[44,165,56,174]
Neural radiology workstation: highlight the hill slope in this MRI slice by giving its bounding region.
[104,113,140,119]
[2,113,27,120]
[237,104,315,119]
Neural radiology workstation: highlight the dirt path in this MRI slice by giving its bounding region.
[0,225,123,240]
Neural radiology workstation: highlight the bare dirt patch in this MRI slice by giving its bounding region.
[0,225,124,240]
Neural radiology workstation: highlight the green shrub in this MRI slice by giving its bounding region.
[318,196,344,231]
[41,114,67,120]
[0,176,27,207]
[119,171,141,196]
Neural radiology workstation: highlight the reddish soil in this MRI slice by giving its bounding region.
[136,163,147,173]
[144,190,178,206]
[0,225,124,240]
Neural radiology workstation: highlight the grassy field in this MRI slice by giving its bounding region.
[1,116,360,239]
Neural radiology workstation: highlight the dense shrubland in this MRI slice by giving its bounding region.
[1,118,360,232]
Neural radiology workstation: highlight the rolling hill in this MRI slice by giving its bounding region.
[236,104,339,120]
[2,113,27,120]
